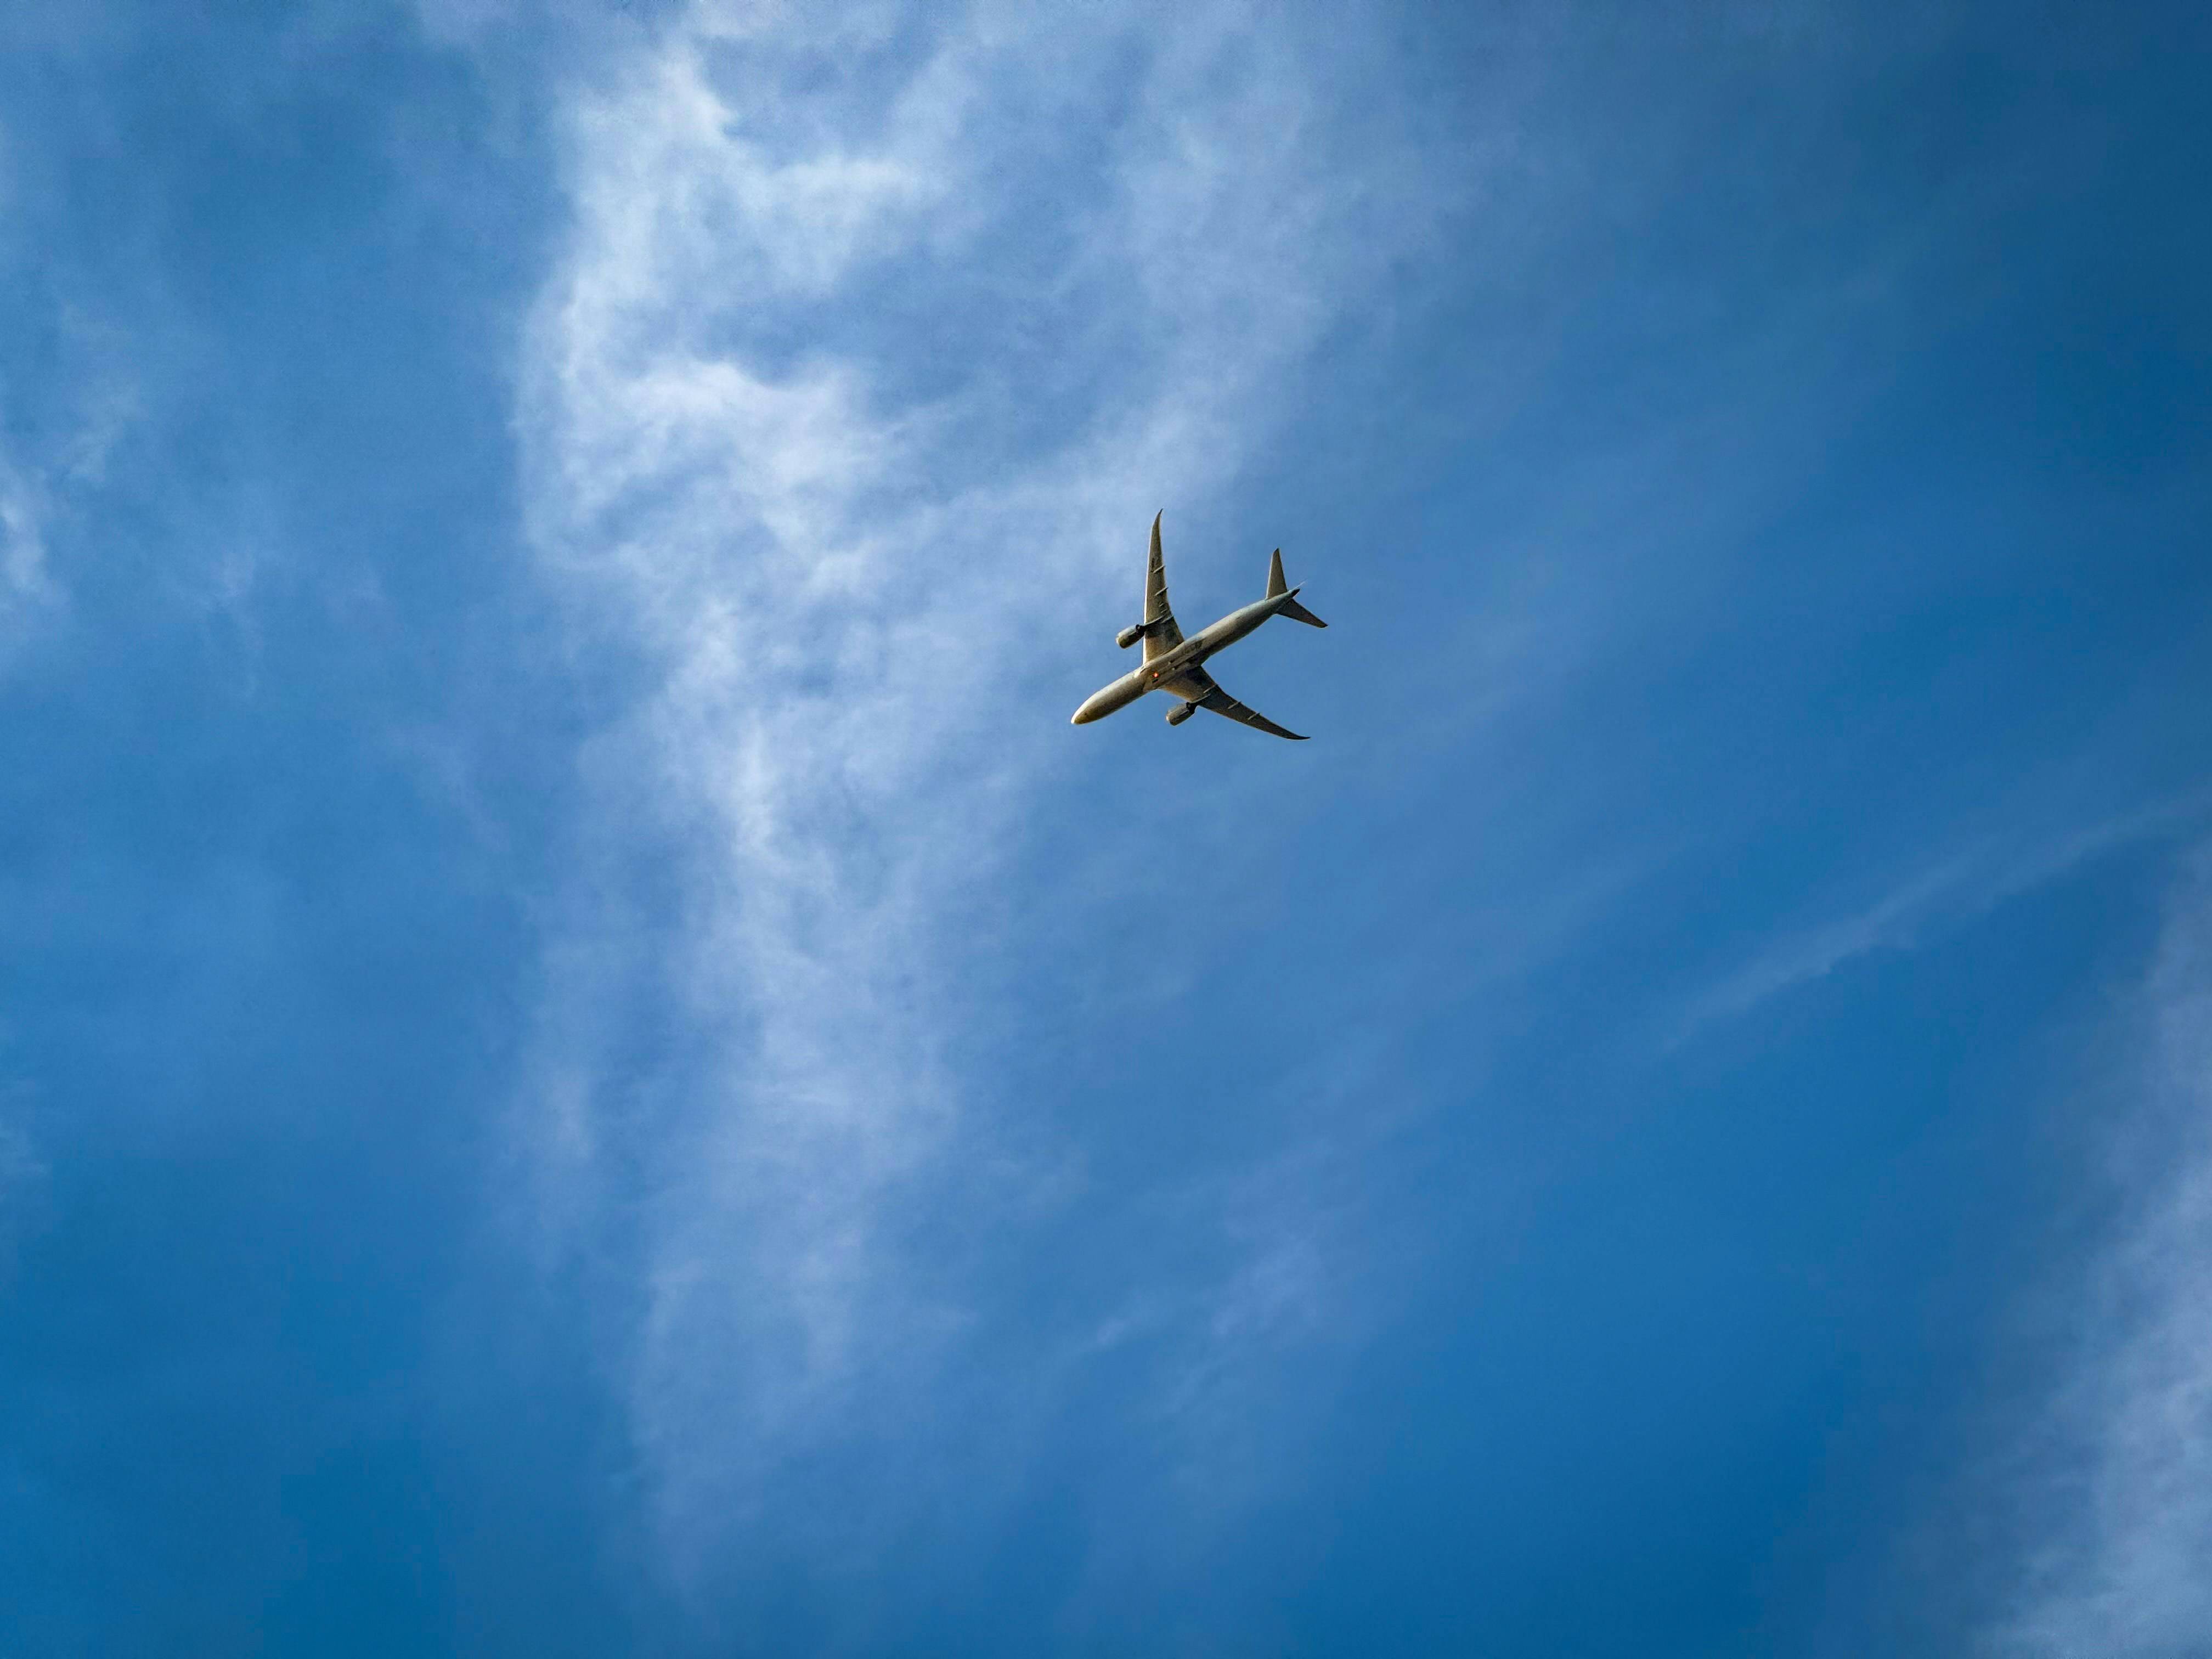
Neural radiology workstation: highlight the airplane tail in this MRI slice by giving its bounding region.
[1266,548,1327,628]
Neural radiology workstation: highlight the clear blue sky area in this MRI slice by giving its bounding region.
[3,2,2209,1654]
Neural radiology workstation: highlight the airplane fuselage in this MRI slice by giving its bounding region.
[1071,592,1294,725]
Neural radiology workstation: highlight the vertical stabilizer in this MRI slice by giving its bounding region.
[1266,548,1288,599]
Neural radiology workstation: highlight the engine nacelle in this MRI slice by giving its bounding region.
[1116,622,1146,650]
[1165,701,1198,727]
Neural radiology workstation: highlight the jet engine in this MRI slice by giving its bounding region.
[1165,701,1198,726]
[1116,623,1146,650]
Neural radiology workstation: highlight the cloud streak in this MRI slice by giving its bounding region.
[0,444,53,637]
[1675,793,2212,1045]
[0,272,142,662]
[1988,849,2212,1656]
[507,0,1475,1588]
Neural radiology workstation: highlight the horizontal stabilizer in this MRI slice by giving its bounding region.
[1267,549,1325,626]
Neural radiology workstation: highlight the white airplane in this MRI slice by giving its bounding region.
[1071,512,1327,739]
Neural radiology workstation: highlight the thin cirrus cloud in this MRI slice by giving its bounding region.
[1673,791,2212,1046]
[0,443,52,637]
[506,0,1484,1576]
[1988,849,2212,1656]
[0,271,144,662]
[0,390,141,664]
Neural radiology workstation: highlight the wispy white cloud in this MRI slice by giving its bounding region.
[1674,793,2212,1044]
[0,447,53,630]
[0,144,35,603]
[507,0,1485,1584]
[0,387,125,659]
[1985,849,2212,1656]
[0,269,143,659]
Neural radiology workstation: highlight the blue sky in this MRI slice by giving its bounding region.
[3,1,2209,1653]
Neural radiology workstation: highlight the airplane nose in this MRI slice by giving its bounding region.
[1073,679,1135,725]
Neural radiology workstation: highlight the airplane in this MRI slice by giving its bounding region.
[1071,511,1328,738]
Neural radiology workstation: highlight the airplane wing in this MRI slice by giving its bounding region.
[1143,510,1183,659]
[1160,665,1308,741]
[1200,687,1308,740]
